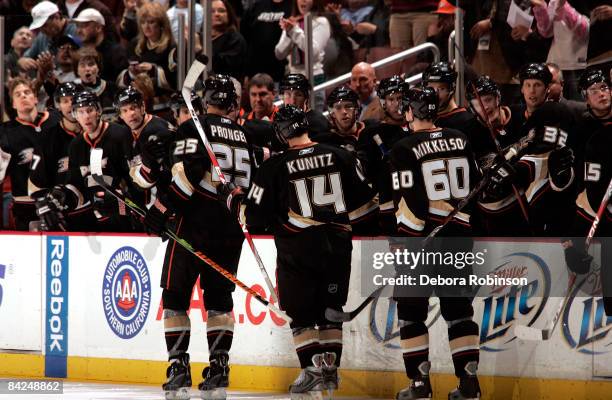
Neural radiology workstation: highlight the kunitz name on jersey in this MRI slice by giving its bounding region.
[411,136,467,160]
[286,151,334,173]
[209,123,248,143]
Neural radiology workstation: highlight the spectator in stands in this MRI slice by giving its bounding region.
[546,62,587,120]
[275,0,331,110]
[0,0,35,49]
[426,0,455,62]
[167,0,204,43]
[246,73,278,120]
[58,0,118,41]
[5,27,33,80]
[212,0,248,81]
[531,0,589,101]
[120,0,144,43]
[74,8,128,83]
[35,34,80,101]
[74,47,117,117]
[241,0,292,83]
[19,1,77,71]
[345,0,391,49]
[350,62,384,121]
[586,1,612,74]
[388,0,437,49]
[118,2,177,99]
[323,12,355,79]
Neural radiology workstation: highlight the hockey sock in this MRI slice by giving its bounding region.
[292,327,321,368]
[319,324,342,366]
[206,311,234,356]
[399,321,429,379]
[163,309,191,360]
[447,318,480,377]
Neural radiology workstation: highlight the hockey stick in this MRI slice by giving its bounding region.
[182,60,279,305]
[469,82,532,228]
[325,172,492,323]
[89,149,291,323]
[515,176,612,341]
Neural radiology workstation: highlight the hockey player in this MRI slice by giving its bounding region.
[358,75,409,234]
[280,73,330,139]
[317,85,365,154]
[0,77,61,230]
[36,90,135,232]
[115,86,175,203]
[29,82,82,230]
[390,87,482,400]
[143,74,254,400]
[219,104,378,399]
[507,63,553,136]
[169,91,203,127]
[422,62,479,138]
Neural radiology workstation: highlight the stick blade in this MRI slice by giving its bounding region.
[515,325,549,341]
[90,148,103,176]
[183,60,206,92]
[325,307,352,322]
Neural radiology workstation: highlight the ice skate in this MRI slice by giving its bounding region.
[163,353,192,400]
[290,354,324,400]
[396,361,432,400]
[321,352,338,398]
[448,361,481,400]
[199,351,229,400]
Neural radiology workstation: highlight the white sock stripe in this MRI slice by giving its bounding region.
[207,325,235,333]
[319,339,342,345]
[401,344,429,354]
[164,326,191,333]
[295,338,319,349]
[451,345,480,355]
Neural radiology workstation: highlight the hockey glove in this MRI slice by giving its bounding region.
[35,186,68,231]
[484,161,516,199]
[144,198,172,240]
[563,239,593,274]
[548,147,574,189]
[217,182,245,217]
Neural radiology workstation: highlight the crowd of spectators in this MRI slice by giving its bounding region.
[0,0,611,230]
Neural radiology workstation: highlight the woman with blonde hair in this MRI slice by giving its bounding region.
[117,2,177,98]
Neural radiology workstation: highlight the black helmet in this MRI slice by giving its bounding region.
[273,105,309,145]
[519,63,552,86]
[53,82,81,106]
[72,89,100,111]
[327,85,359,109]
[204,74,237,109]
[422,62,457,90]
[170,91,202,114]
[578,69,609,93]
[377,75,404,99]
[402,86,439,120]
[280,73,311,96]
[466,76,501,101]
[113,86,143,109]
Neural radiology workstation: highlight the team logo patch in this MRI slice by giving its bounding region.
[328,284,338,294]
[102,246,151,339]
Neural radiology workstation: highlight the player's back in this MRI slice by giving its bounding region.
[391,127,480,236]
[170,113,254,237]
[247,142,376,237]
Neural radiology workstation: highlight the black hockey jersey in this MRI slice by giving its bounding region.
[129,114,176,193]
[358,121,408,234]
[65,121,135,230]
[575,121,612,236]
[167,113,255,238]
[0,111,61,200]
[390,127,480,236]
[241,142,378,237]
[28,118,79,197]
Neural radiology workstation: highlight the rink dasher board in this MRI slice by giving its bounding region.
[0,233,610,381]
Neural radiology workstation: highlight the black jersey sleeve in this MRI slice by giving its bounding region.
[241,156,281,230]
[336,149,379,226]
[582,124,612,214]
